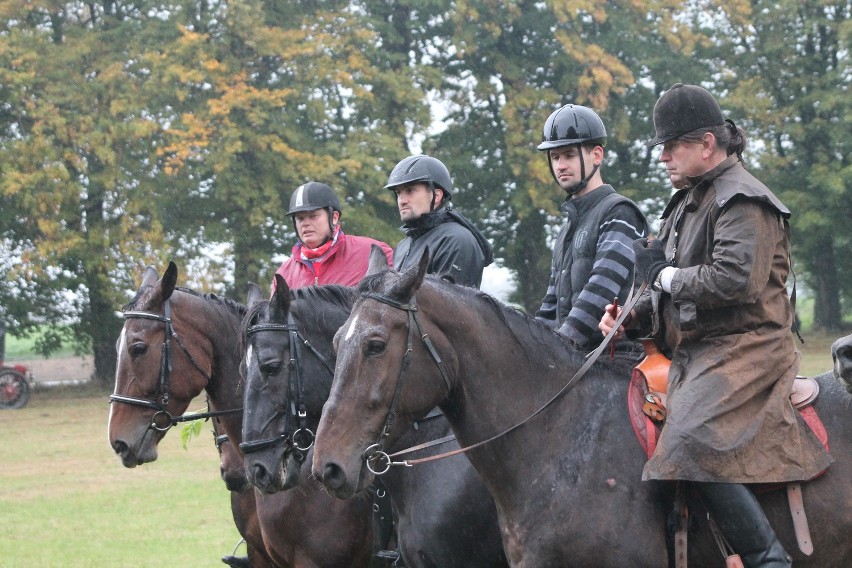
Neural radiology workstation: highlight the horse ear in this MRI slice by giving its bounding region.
[270,274,291,316]
[366,244,390,276]
[246,282,265,306]
[141,266,159,288]
[389,247,429,302]
[160,261,178,302]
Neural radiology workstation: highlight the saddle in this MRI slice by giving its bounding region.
[628,340,829,562]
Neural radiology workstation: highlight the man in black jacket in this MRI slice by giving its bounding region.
[385,154,493,288]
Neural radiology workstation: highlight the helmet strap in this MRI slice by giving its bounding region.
[560,144,600,196]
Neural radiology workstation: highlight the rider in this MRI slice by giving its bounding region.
[600,83,832,567]
[534,103,648,356]
[385,155,493,288]
[273,181,393,291]
[229,181,392,567]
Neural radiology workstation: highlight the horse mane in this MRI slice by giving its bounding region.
[123,285,246,319]
[238,284,356,355]
[358,270,592,369]
[291,284,355,312]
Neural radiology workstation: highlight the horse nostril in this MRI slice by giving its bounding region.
[322,463,346,491]
[112,440,128,457]
[252,463,268,484]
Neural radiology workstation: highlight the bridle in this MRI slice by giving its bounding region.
[359,282,644,474]
[357,291,453,475]
[238,311,334,461]
[109,299,241,432]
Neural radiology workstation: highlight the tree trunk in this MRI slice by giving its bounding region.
[508,211,550,314]
[804,232,841,332]
[87,263,122,389]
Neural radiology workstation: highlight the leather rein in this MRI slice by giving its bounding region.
[237,312,335,460]
[361,282,646,474]
[109,299,242,432]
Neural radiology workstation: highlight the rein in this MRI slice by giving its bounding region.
[238,313,334,457]
[363,282,646,472]
[109,299,241,432]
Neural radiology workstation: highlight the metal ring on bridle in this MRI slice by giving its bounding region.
[292,428,315,452]
[151,409,175,432]
[365,448,392,476]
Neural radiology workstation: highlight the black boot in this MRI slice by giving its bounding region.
[221,555,251,568]
[697,482,792,568]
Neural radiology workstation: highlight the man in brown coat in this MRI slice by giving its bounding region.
[601,84,832,567]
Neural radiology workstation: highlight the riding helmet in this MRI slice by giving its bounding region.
[287,181,342,215]
[384,155,454,198]
[537,104,607,151]
[646,83,725,148]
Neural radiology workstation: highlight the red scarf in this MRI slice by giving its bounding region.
[300,228,341,261]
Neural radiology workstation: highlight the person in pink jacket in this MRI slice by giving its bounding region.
[272,181,393,291]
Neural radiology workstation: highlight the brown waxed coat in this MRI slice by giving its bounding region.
[634,157,833,483]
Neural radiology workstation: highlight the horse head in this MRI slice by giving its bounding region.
[831,333,852,394]
[314,246,455,498]
[108,262,214,468]
[240,276,347,494]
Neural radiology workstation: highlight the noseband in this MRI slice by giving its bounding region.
[238,312,334,460]
[109,299,238,432]
[357,291,453,475]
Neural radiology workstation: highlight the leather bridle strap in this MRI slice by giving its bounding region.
[379,281,646,468]
[109,299,218,432]
[239,313,329,456]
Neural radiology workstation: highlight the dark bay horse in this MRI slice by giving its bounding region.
[241,276,507,567]
[313,248,852,567]
[831,333,852,393]
[107,263,372,568]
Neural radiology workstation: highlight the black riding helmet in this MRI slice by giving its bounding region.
[537,104,607,195]
[646,83,725,148]
[384,155,453,212]
[288,181,342,243]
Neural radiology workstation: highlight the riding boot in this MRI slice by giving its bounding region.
[696,482,792,568]
[221,555,251,568]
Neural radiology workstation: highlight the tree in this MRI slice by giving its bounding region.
[429,0,720,312]
[0,1,178,385]
[719,0,851,330]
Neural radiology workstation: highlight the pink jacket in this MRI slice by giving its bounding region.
[273,231,394,291]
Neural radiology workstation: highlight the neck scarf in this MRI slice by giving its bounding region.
[300,227,341,261]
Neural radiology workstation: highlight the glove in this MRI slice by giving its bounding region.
[633,238,670,286]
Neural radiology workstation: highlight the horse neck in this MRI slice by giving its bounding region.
[421,284,602,444]
[173,291,244,420]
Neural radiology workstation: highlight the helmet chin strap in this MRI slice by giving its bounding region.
[562,143,599,196]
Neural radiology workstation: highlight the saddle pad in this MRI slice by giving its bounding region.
[627,375,829,461]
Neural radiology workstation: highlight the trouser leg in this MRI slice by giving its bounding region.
[696,482,792,568]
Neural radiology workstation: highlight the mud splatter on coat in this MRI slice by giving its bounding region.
[634,157,832,483]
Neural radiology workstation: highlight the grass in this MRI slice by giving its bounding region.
[0,388,242,568]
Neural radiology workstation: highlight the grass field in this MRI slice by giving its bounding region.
[0,388,241,568]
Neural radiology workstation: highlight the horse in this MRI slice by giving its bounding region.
[831,332,852,394]
[241,275,508,567]
[106,262,372,568]
[313,247,852,567]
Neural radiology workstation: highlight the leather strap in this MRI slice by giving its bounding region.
[787,483,813,555]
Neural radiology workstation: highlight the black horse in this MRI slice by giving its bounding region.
[313,247,852,567]
[240,275,508,568]
[831,332,852,394]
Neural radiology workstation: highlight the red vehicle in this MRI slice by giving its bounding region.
[0,326,32,409]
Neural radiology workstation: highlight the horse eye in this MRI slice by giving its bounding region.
[129,343,148,358]
[261,361,283,376]
[365,340,386,356]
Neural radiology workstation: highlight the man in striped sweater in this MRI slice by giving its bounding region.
[535,104,648,360]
